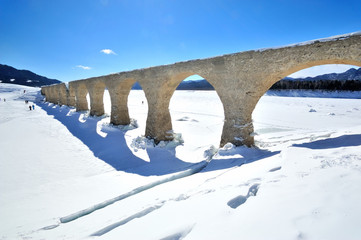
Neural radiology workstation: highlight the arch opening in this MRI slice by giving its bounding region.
[169,74,225,161]
[86,93,91,110]
[103,88,111,115]
[252,64,361,149]
[128,81,148,130]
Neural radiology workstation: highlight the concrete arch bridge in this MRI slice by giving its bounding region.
[42,32,361,147]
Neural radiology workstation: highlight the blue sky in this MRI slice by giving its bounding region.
[1,0,360,82]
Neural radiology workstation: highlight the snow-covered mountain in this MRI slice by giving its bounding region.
[286,67,361,81]
[272,68,361,90]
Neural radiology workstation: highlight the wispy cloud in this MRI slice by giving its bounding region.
[100,49,117,55]
[76,65,91,70]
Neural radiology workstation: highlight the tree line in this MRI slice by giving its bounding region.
[270,80,361,91]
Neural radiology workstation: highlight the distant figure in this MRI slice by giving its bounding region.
[25,100,28,104]
[24,90,26,93]
[142,101,144,104]
[29,106,32,110]
[3,98,5,102]
[32,105,35,110]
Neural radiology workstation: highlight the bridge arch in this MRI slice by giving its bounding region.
[128,81,148,128]
[244,60,361,111]
[169,74,225,147]
[252,60,361,117]
[233,39,361,147]
[264,60,361,95]
[140,71,227,144]
[251,62,361,145]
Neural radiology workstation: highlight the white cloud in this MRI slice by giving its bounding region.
[76,65,91,70]
[100,49,116,55]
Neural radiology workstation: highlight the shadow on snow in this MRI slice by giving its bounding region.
[38,102,280,177]
[293,134,361,149]
[203,146,280,173]
[38,102,194,176]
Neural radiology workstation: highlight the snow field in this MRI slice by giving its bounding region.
[1,83,361,239]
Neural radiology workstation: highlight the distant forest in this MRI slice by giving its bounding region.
[171,79,361,91]
[270,80,361,91]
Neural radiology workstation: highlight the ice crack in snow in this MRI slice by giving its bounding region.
[91,204,164,236]
[59,161,209,224]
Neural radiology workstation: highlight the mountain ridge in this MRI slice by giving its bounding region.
[0,64,61,87]
[286,67,361,81]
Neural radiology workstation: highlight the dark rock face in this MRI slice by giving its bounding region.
[0,64,61,87]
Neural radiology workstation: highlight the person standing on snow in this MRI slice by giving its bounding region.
[29,106,32,110]
[32,104,35,110]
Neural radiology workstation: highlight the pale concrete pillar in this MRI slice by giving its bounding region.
[67,84,76,107]
[49,86,59,104]
[106,79,135,125]
[203,72,258,147]
[58,83,68,106]
[142,84,173,143]
[72,82,88,111]
[87,81,105,116]
[219,93,255,147]
[42,87,50,102]
[46,87,53,103]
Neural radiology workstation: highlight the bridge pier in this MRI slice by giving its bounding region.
[106,79,134,125]
[43,87,50,102]
[49,86,58,104]
[221,107,254,147]
[206,76,257,147]
[67,84,76,107]
[87,81,105,116]
[58,83,68,106]
[71,82,88,111]
[143,84,173,143]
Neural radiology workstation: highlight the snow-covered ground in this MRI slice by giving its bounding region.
[1,83,361,240]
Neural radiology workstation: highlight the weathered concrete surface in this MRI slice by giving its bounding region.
[104,76,136,125]
[58,83,68,106]
[70,81,88,111]
[67,84,76,107]
[41,32,361,147]
[85,80,106,116]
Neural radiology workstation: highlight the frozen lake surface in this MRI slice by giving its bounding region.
[1,83,361,239]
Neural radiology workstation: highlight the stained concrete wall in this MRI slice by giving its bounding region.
[70,81,89,111]
[86,80,106,116]
[41,33,361,147]
[58,83,68,106]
